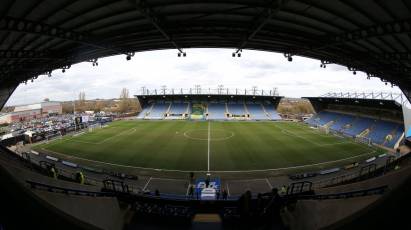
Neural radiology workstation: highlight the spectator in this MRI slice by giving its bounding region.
[75,171,85,184]
[280,185,287,195]
[50,166,57,179]
[154,189,160,196]
[188,185,194,198]
[205,176,210,188]
[189,172,194,183]
[222,189,228,200]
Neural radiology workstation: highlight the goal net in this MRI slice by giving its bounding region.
[88,123,102,132]
[355,136,372,146]
[318,126,329,134]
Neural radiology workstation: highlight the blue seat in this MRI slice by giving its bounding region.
[247,104,270,120]
[148,103,169,119]
[207,103,226,120]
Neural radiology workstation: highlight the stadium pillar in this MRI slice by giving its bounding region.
[0,81,18,110]
[402,88,411,104]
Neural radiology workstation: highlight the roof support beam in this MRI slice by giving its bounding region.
[234,0,289,54]
[332,19,411,44]
[305,19,411,55]
[402,88,411,104]
[0,49,64,60]
[134,0,184,54]
[0,80,18,109]
[0,17,128,55]
[370,52,411,61]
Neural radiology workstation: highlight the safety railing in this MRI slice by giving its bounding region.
[26,180,113,197]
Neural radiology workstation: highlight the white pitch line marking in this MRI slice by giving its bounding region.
[207,121,211,172]
[265,178,273,189]
[142,177,152,191]
[186,183,192,196]
[39,147,376,173]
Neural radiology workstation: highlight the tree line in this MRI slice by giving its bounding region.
[62,88,141,114]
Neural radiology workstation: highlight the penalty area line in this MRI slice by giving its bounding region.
[207,121,211,173]
[143,177,152,191]
[38,148,376,174]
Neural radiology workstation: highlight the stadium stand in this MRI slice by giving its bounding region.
[246,103,270,120]
[136,107,150,119]
[313,111,340,126]
[227,102,246,118]
[207,103,227,120]
[343,117,375,137]
[146,103,169,119]
[382,124,405,148]
[262,103,282,120]
[135,90,283,121]
[169,103,188,114]
[330,113,356,131]
[309,110,405,148]
[368,121,399,144]
[227,102,245,115]
[166,102,189,119]
[305,94,406,149]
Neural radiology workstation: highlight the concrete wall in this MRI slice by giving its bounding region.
[0,113,11,124]
[402,102,411,135]
[41,102,62,115]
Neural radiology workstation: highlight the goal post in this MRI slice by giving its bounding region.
[318,126,329,134]
[88,123,102,132]
[355,136,372,146]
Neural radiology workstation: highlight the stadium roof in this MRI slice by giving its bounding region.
[135,87,280,97]
[1,0,411,108]
[304,94,404,112]
[318,92,408,106]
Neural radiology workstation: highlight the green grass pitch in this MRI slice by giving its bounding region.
[33,120,383,172]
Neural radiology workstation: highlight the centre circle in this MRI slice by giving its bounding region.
[183,129,234,141]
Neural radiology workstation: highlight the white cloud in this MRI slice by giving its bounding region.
[6,48,401,105]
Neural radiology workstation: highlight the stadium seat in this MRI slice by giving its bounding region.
[247,103,270,120]
[305,110,405,148]
[262,103,281,120]
[343,117,375,137]
[207,103,227,120]
[167,103,189,119]
[227,102,246,117]
[305,111,339,126]
[367,120,399,145]
[383,125,405,148]
[136,107,151,119]
[330,114,356,131]
[147,103,169,119]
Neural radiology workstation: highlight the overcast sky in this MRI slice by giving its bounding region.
[6,48,402,106]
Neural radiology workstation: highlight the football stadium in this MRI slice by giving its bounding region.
[1,1,411,230]
[33,92,386,176]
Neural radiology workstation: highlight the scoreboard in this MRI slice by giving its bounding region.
[195,177,221,200]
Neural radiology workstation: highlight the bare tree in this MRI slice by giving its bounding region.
[94,100,105,112]
[118,88,130,113]
[120,88,129,99]
[78,92,86,104]
[75,91,86,112]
